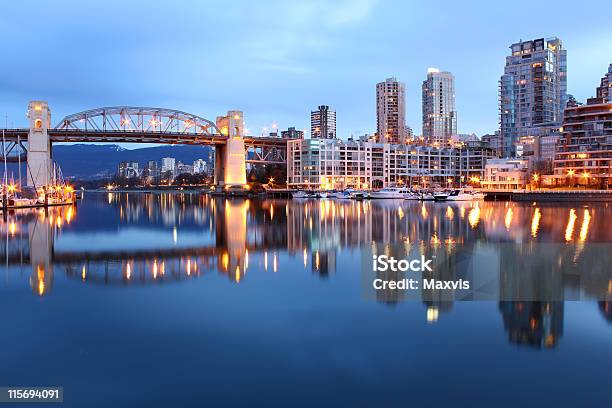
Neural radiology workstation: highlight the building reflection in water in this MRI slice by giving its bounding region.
[2,193,612,349]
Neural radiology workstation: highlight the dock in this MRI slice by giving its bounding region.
[484,189,612,202]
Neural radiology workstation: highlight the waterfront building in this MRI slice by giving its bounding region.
[515,126,561,173]
[481,131,503,157]
[499,37,567,157]
[117,161,139,178]
[310,105,336,139]
[287,138,493,190]
[161,157,176,176]
[481,158,528,190]
[176,162,194,175]
[376,77,407,143]
[422,68,457,145]
[281,127,304,139]
[596,63,612,103]
[193,159,208,174]
[553,95,612,188]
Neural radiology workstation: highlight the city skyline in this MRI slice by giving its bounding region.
[0,1,610,146]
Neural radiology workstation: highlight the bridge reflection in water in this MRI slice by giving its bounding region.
[1,193,611,349]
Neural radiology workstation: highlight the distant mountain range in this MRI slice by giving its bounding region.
[49,144,212,179]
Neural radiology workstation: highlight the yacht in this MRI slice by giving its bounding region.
[446,189,485,201]
[370,187,411,199]
[433,191,449,201]
[292,190,312,199]
[350,190,369,200]
[333,189,354,199]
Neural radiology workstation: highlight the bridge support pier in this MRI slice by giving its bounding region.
[26,101,52,188]
[214,111,246,190]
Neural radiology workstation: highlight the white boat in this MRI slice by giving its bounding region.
[370,187,411,199]
[420,192,435,201]
[433,191,449,201]
[333,189,354,199]
[446,189,485,201]
[292,191,312,199]
[317,191,329,199]
[350,191,369,200]
[405,191,421,200]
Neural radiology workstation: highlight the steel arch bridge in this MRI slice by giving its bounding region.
[55,106,223,136]
[0,104,288,178]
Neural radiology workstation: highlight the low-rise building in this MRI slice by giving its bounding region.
[287,138,494,190]
[481,158,528,190]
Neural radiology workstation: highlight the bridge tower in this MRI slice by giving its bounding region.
[26,101,52,188]
[214,110,246,189]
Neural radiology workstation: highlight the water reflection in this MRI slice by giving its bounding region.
[1,192,611,350]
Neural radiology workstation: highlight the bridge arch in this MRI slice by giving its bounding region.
[55,106,224,136]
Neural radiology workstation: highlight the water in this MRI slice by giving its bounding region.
[0,192,610,407]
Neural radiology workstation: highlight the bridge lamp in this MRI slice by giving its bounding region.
[567,169,575,176]
[581,172,590,179]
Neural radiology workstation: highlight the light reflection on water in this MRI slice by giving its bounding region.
[0,192,611,406]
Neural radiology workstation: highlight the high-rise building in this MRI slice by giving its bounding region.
[161,157,176,176]
[117,161,139,178]
[596,63,612,103]
[193,159,208,174]
[281,127,304,139]
[376,77,407,143]
[310,105,336,139]
[422,68,457,145]
[499,37,567,157]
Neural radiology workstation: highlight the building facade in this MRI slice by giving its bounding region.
[597,63,612,103]
[422,68,457,145]
[481,158,529,190]
[376,77,407,143]
[553,96,612,187]
[161,157,176,176]
[117,161,139,178]
[310,105,336,139]
[499,37,567,157]
[193,159,208,174]
[281,127,304,139]
[287,138,493,189]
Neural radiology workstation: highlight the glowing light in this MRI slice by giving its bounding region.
[222,252,229,271]
[315,251,320,270]
[504,207,513,230]
[426,306,439,323]
[81,265,86,281]
[235,266,241,283]
[126,263,132,280]
[173,227,177,244]
[446,206,454,220]
[8,222,17,236]
[303,248,307,267]
[565,209,577,242]
[468,205,480,228]
[264,251,268,271]
[273,253,278,273]
[579,209,591,242]
[531,208,541,237]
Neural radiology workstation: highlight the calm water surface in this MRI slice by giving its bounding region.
[1,192,611,407]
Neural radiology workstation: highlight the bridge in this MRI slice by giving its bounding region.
[0,102,288,188]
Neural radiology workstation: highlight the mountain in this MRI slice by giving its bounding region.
[50,144,213,179]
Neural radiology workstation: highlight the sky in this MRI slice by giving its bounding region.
[0,0,611,146]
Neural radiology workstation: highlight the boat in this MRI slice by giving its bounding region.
[350,190,369,200]
[370,187,411,199]
[332,189,354,199]
[317,191,329,199]
[420,192,435,201]
[433,191,449,201]
[292,190,313,199]
[446,188,485,201]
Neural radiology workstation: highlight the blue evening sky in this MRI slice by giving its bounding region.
[0,0,610,144]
